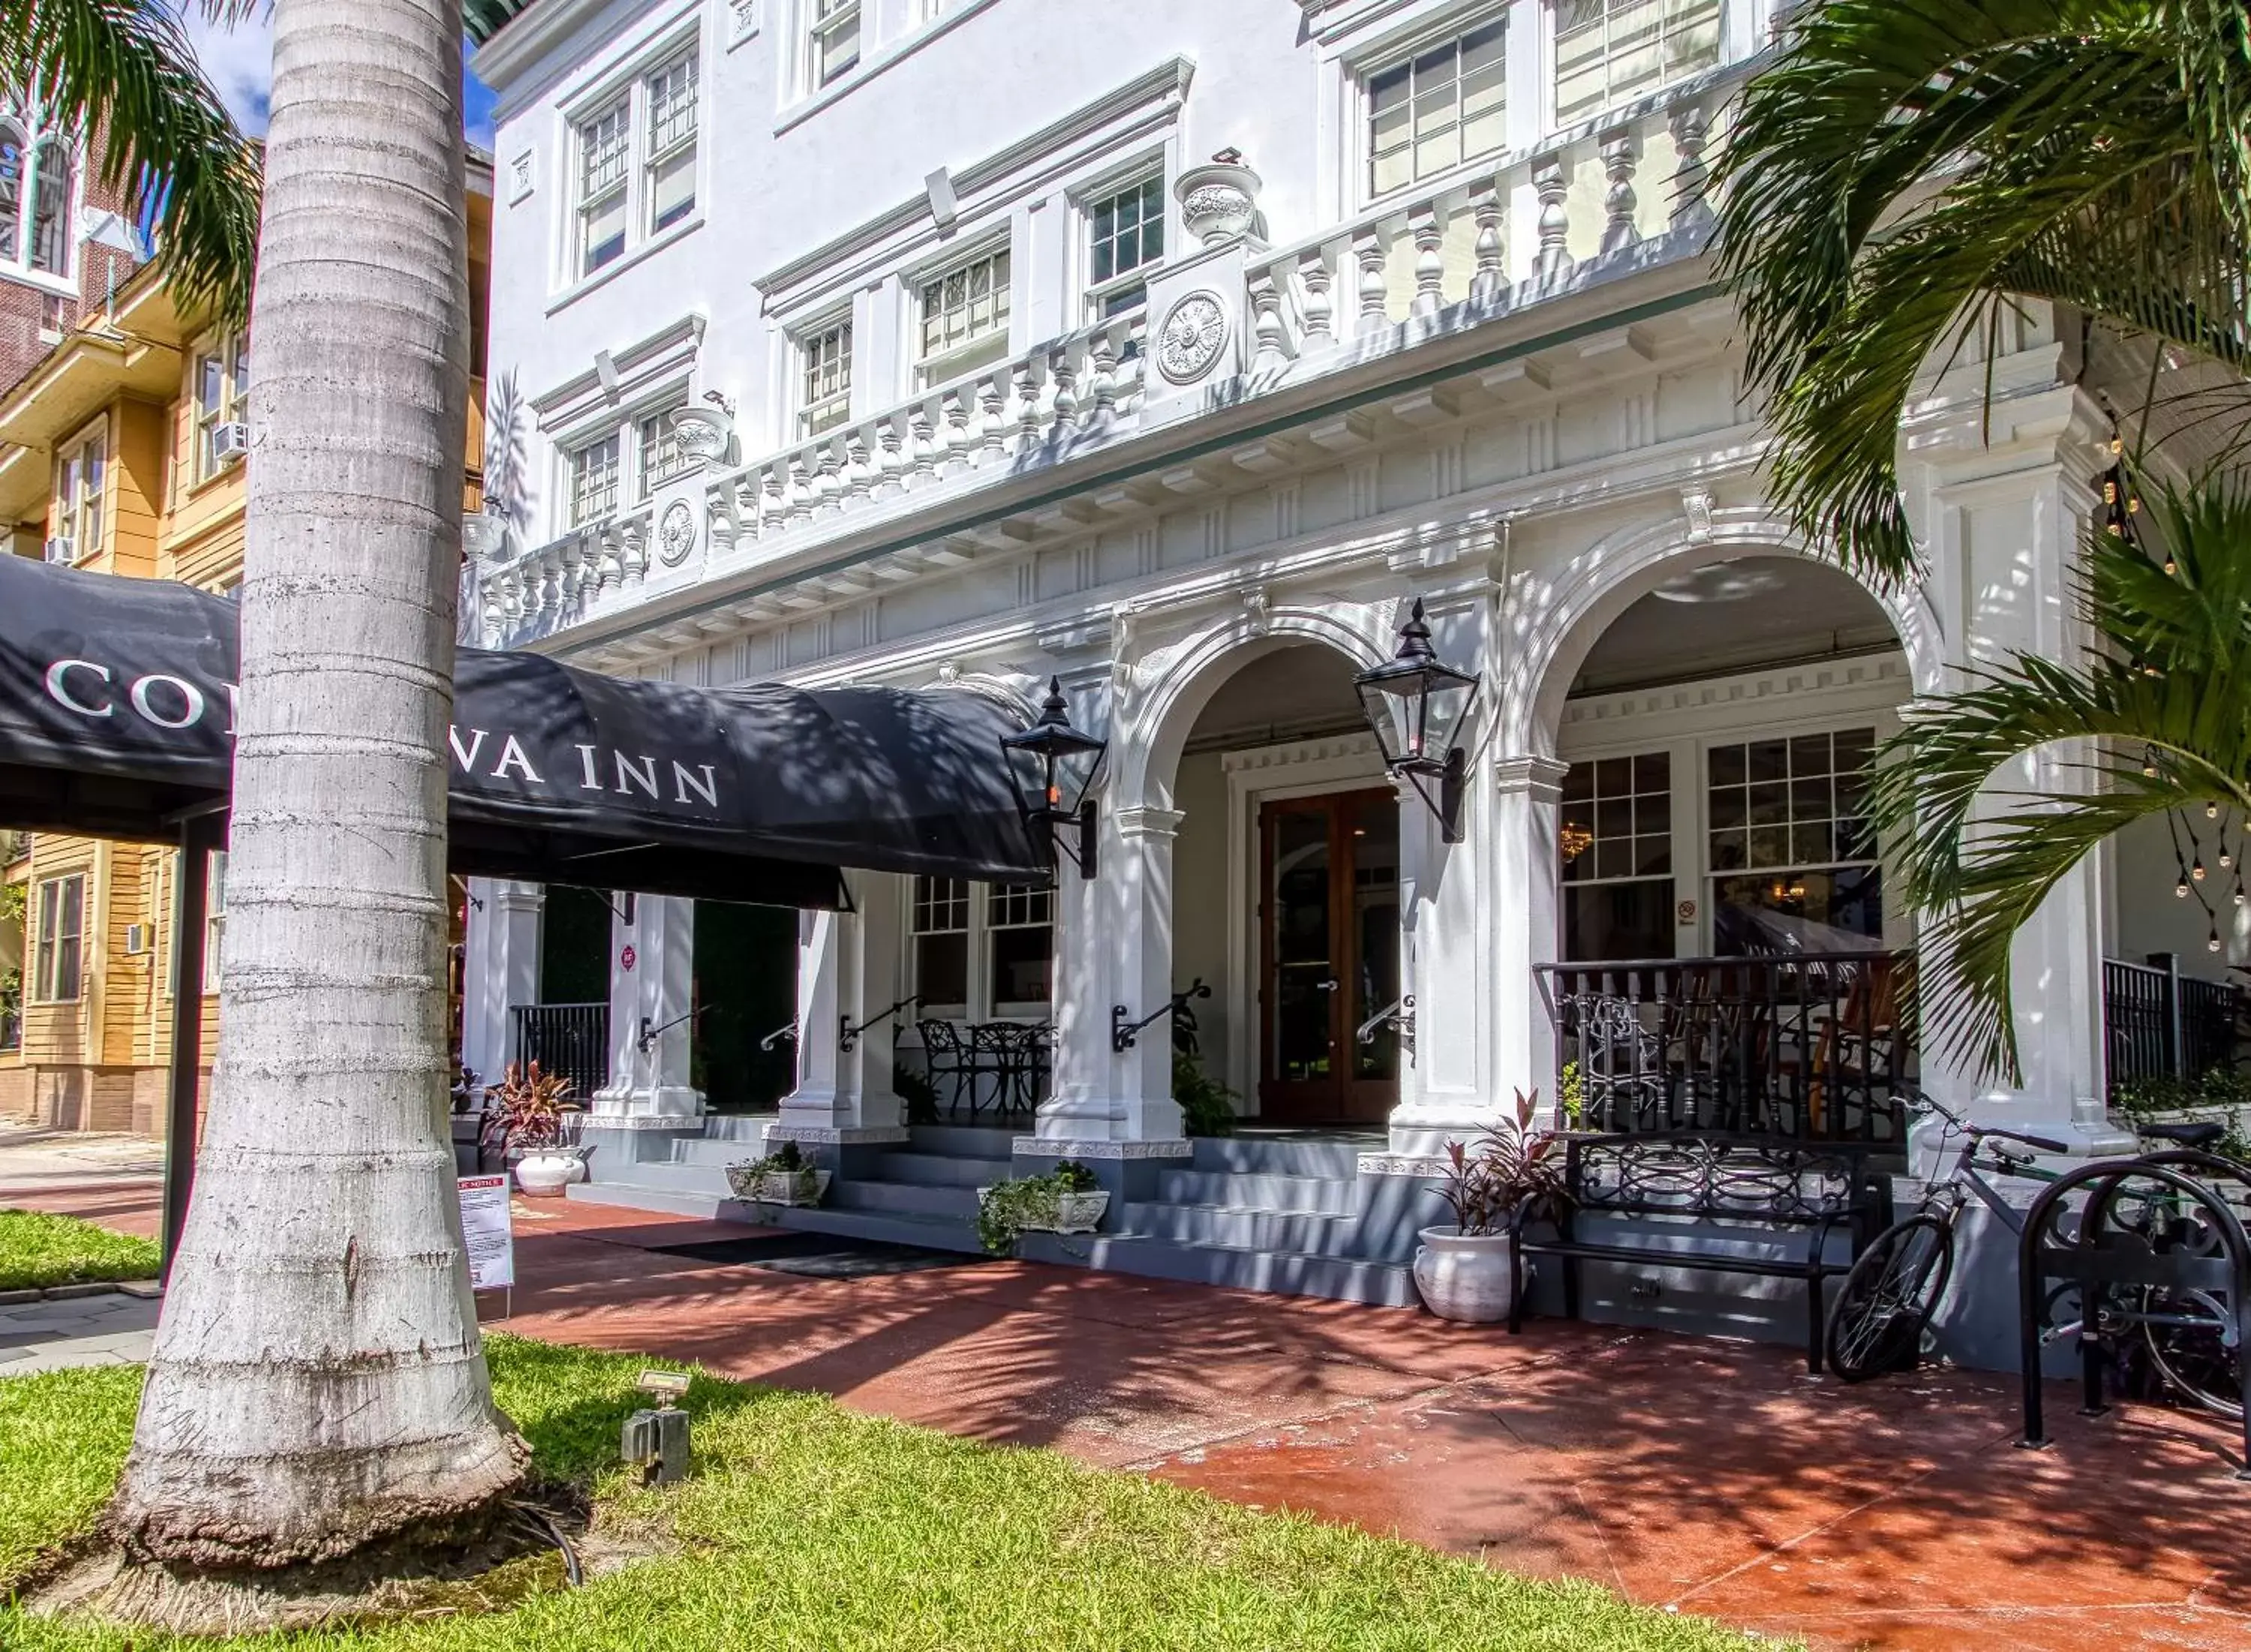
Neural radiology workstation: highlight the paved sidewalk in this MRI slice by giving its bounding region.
[0,1290,161,1374]
[0,1125,166,1237]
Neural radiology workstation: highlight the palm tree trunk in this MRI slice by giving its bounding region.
[111,0,523,1566]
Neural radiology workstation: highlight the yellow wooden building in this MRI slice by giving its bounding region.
[0,164,492,1134]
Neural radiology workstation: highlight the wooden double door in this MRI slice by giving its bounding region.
[1258,788,1402,1124]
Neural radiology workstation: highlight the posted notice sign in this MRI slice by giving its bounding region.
[458,1174,515,1292]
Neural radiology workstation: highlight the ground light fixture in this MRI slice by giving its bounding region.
[1354,598,1479,843]
[1001,677,1107,878]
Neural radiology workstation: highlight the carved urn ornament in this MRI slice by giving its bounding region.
[669,402,734,469]
[1174,148,1264,249]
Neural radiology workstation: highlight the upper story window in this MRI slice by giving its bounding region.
[637,399,694,497]
[1086,173,1165,319]
[570,431,621,524]
[811,0,862,86]
[1366,17,1507,198]
[1555,0,1721,129]
[50,420,105,563]
[569,48,699,282]
[0,101,75,279]
[33,873,84,1003]
[193,332,250,481]
[917,246,1011,386]
[798,317,852,435]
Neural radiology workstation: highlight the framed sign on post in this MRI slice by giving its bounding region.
[457,1173,516,1314]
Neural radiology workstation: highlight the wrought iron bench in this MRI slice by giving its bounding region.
[1507,1132,1893,1371]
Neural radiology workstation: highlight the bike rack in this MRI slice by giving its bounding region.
[2016,1153,2251,1473]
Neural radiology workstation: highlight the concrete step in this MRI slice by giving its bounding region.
[565,1181,738,1222]
[700,1114,778,1143]
[671,1135,771,1167]
[831,1179,983,1220]
[1192,1136,1372,1179]
[1126,1202,1364,1252]
[771,1203,987,1257]
[587,1159,735,1197]
[876,1150,1002,1188]
[909,1123,1020,1161]
[1017,1230,1418,1308]
[1152,1169,1359,1214]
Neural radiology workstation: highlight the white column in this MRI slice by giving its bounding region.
[590,894,702,1120]
[1492,755,1566,1119]
[777,872,908,1140]
[460,877,540,1086]
[1037,804,1188,1143]
[1387,762,1502,1158]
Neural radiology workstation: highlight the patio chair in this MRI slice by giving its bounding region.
[916,1019,973,1116]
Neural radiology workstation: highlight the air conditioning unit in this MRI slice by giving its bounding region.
[210,422,251,464]
[124,923,148,955]
[43,535,71,563]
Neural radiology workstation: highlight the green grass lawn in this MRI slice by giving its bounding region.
[0,1335,1778,1651]
[0,1210,161,1293]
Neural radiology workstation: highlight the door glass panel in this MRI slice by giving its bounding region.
[1270,806,1333,1083]
[1349,797,1401,1080]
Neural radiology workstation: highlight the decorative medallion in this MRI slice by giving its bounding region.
[1156,290,1229,385]
[657,498,697,566]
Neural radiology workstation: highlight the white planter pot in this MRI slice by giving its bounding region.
[1174,159,1262,249]
[725,1165,831,1206]
[1412,1225,1524,1323]
[514,1155,576,1198]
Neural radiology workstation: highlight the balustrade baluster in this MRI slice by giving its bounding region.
[910,402,939,482]
[536,548,561,622]
[760,464,789,534]
[706,493,738,559]
[1470,182,1505,299]
[1013,361,1043,451]
[786,456,815,524]
[1669,103,1713,233]
[1408,204,1444,317]
[945,388,977,473]
[1297,247,1334,349]
[1534,156,1573,281]
[1600,128,1639,254]
[1087,329,1119,418]
[876,416,906,494]
[1249,272,1291,369]
[617,518,648,585]
[978,375,1008,464]
[844,431,873,502]
[557,536,585,611]
[1353,229,1387,330]
[1048,346,1079,429]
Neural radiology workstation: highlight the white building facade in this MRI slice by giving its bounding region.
[463,0,2235,1323]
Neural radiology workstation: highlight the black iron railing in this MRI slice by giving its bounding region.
[509,1002,609,1101]
[2103,955,2244,1092]
[1536,951,1912,1144]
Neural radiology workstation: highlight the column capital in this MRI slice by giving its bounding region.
[1113,803,1186,841]
[1492,753,1569,800]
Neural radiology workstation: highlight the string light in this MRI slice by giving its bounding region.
[2208,925,2224,954]
[2193,855,2207,882]
[2177,877,2192,899]
[2206,800,2220,820]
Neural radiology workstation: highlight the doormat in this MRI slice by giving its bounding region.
[651,1233,997,1279]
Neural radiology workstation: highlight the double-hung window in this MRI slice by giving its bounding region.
[34,873,84,1002]
[576,98,631,275]
[0,102,77,281]
[192,333,250,480]
[798,318,852,435]
[1086,173,1165,319]
[569,431,621,525]
[645,55,699,234]
[1366,17,1507,198]
[1559,752,1673,961]
[50,422,105,563]
[916,246,1011,386]
[203,850,229,989]
[909,876,1053,1019]
[810,0,861,86]
[1554,0,1721,129]
[637,399,695,497]
[1706,728,1881,954]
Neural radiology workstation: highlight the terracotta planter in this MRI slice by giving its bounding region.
[1412,1225,1524,1323]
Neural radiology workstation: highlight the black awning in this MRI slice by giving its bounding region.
[0,555,1046,903]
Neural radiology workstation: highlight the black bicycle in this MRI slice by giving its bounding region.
[1825,1094,2069,1382]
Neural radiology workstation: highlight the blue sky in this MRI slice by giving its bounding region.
[185,10,500,149]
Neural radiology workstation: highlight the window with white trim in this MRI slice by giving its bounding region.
[1706,728,1881,954]
[50,421,106,564]
[569,431,621,524]
[33,873,84,1002]
[1366,16,1507,198]
[637,399,695,497]
[192,332,250,481]
[568,48,699,281]
[0,98,76,281]
[810,0,861,86]
[1559,750,1672,962]
[916,246,1010,386]
[909,875,1053,1019]
[575,97,630,275]
[1555,0,1721,130]
[1085,173,1165,319]
[28,134,69,272]
[645,55,699,234]
[798,317,852,435]
[203,849,228,989]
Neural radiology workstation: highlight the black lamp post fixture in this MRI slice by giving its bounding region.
[1001,677,1107,878]
[1354,599,1480,843]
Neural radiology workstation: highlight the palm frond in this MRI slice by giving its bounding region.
[0,0,262,328]
[462,0,538,47]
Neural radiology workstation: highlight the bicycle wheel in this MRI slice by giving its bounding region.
[1826,1213,1955,1383]
[2137,1287,2243,1420]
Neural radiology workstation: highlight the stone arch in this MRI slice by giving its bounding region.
[1113,602,1396,811]
[1496,505,1946,757]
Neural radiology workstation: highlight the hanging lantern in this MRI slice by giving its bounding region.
[1354,598,1480,843]
[999,677,1108,878]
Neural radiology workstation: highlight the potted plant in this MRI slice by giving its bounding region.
[975,1161,1108,1254]
[481,1061,583,1197]
[1413,1089,1569,1323]
[724,1138,831,1207]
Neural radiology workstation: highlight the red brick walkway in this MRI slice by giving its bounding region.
[9,1155,2247,1650]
